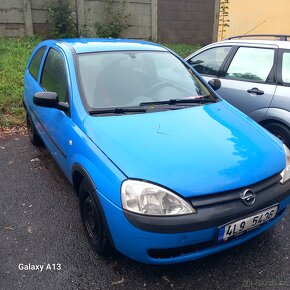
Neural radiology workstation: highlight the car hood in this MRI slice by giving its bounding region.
[84,101,285,197]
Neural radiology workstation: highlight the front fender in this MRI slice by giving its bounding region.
[69,143,126,207]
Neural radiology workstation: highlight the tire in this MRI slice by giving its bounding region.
[26,113,43,147]
[79,179,112,256]
[263,122,290,147]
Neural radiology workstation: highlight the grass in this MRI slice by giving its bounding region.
[0,37,42,127]
[164,43,201,58]
[0,38,200,127]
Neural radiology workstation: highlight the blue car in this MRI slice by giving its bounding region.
[23,38,290,264]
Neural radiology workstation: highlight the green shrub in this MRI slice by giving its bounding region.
[47,0,78,38]
[96,0,131,38]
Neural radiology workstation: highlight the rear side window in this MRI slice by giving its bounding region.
[41,48,68,102]
[188,46,232,76]
[282,52,290,83]
[226,47,275,82]
[28,46,46,80]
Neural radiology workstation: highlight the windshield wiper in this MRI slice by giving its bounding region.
[140,97,215,106]
[89,107,147,115]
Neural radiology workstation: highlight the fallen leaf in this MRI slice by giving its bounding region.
[162,276,170,283]
[0,126,27,136]
[4,226,14,231]
[30,158,40,162]
[112,277,124,285]
[8,160,13,165]
[27,226,32,233]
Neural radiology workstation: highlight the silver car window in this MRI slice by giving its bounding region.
[226,47,275,82]
[188,46,232,76]
[282,52,290,83]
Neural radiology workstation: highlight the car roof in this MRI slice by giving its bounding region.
[217,39,290,49]
[51,38,167,54]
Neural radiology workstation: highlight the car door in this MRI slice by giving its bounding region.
[216,45,278,121]
[33,47,73,174]
[187,44,278,122]
[271,49,290,112]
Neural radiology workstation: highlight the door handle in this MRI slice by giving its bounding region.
[247,87,264,95]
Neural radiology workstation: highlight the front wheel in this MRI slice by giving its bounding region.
[263,122,290,147]
[79,179,112,256]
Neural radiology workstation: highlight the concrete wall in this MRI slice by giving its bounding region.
[157,0,217,44]
[0,0,154,38]
[0,0,26,37]
[0,0,218,44]
[82,0,153,39]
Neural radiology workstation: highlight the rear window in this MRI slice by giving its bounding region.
[29,46,46,80]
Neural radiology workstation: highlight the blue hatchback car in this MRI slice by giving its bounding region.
[23,38,290,264]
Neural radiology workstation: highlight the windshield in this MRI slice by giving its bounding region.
[77,51,217,110]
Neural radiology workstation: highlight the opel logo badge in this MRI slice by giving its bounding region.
[240,189,256,206]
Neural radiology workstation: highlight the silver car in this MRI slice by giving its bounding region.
[186,34,290,147]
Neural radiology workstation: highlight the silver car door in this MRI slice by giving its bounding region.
[271,49,290,113]
[216,46,277,122]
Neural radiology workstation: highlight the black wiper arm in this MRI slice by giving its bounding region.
[140,97,215,106]
[89,107,146,115]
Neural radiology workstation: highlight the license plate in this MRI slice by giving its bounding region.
[218,205,278,241]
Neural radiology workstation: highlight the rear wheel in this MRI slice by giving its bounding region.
[79,179,112,256]
[26,113,42,146]
[263,122,290,147]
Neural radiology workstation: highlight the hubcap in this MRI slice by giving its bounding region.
[83,196,99,240]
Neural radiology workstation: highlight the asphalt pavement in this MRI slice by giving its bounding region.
[0,134,290,290]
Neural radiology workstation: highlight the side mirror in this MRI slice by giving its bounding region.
[208,78,221,91]
[33,92,58,107]
[33,92,69,112]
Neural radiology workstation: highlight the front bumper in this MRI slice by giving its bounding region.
[124,174,287,233]
[99,175,290,264]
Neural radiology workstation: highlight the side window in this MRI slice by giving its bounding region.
[226,47,275,82]
[28,46,46,80]
[282,52,290,83]
[41,48,68,102]
[188,46,232,76]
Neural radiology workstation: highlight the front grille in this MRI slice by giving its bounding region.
[190,174,281,208]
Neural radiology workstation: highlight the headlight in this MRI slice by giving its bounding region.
[121,180,196,216]
[280,144,290,184]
